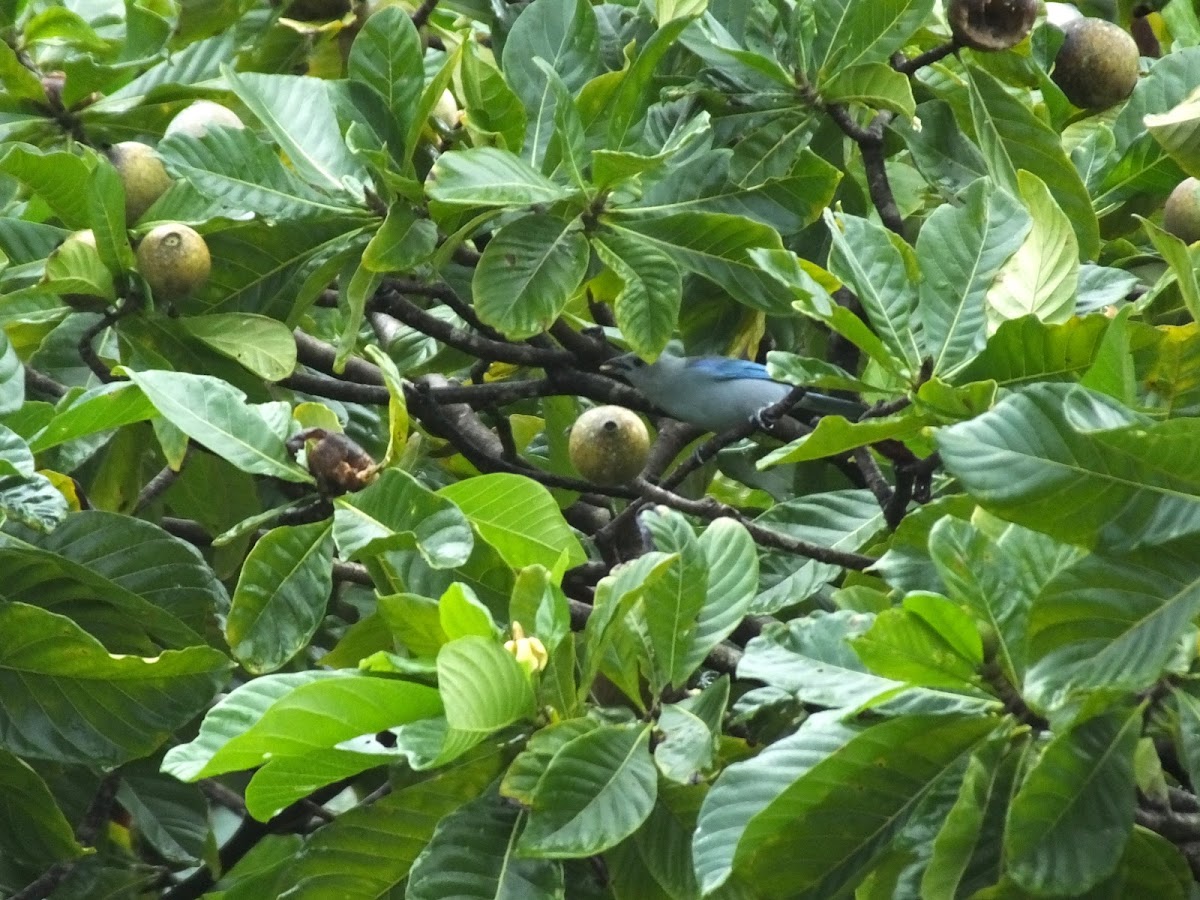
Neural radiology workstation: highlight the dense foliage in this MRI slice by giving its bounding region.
[3,0,1200,897]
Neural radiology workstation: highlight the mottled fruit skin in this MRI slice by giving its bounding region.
[1052,18,1140,109]
[1164,178,1200,246]
[107,142,173,224]
[569,406,650,486]
[947,0,1037,51]
[165,101,245,139]
[136,223,211,300]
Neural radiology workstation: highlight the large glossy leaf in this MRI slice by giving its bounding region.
[346,5,423,147]
[518,723,657,857]
[226,520,335,675]
[694,710,996,898]
[28,382,155,452]
[681,518,757,676]
[0,603,230,766]
[987,171,1078,328]
[0,748,83,872]
[592,230,681,361]
[825,208,920,371]
[438,635,537,736]
[408,788,563,900]
[124,369,313,482]
[501,0,600,166]
[1005,707,1139,895]
[437,473,585,572]
[334,468,473,569]
[1025,545,1200,705]
[178,313,298,381]
[0,511,228,646]
[225,68,368,194]
[958,314,1108,388]
[936,382,1200,551]
[471,213,589,339]
[639,508,709,690]
[0,144,93,229]
[967,65,1099,259]
[427,147,577,208]
[274,752,504,897]
[158,127,361,220]
[851,592,985,691]
[811,0,934,82]
[0,328,22,415]
[917,178,1030,377]
[606,212,794,313]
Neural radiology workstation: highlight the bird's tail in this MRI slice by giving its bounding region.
[795,392,868,419]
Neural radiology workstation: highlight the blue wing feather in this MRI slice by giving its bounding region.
[685,356,775,382]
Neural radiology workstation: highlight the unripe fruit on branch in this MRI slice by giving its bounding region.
[568,406,650,486]
[1164,178,1200,246]
[106,142,173,224]
[135,223,211,301]
[1052,18,1140,110]
[946,0,1038,52]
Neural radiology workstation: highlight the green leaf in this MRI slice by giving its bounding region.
[361,203,437,273]
[681,519,757,676]
[347,5,424,148]
[936,382,1200,551]
[224,67,368,194]
[851,592,984,690]
[178,672,442,779]
[472,214,589,339]
[1142,216,1200,325]
[987,170,1079,328]
[592,230,682,360]
[640,508,709,691]
[87,160,136,273]
[0,328,22,416]
[606,212,794,314]
[1026,545,1200,704]
[812,0,934,81]
[694,710,996,898]
[820,62,915,117]
[437,473,586,572]
[178,313,298,381]
[427,147,577,208]
[519,723,657,857]
[824,208,920,371]
[438,583,497,640]
[276,753,504,896]
[408,788,563,899]
[0,603,230,766]
[918,178,1030,377]
[1005,707,1140,895]
[759,412,926,468]
[437,635,536,734]
[226,520,335,675]
[0,144,94,229]
[501,0,600,167]
[158,127,363,220]
[123,369,313,482]
[461,40,526,153]
[0,748,84,870]
[42,236,115,301]
[334,468,473,569]
[958,314,1109,388]
[1146,92,1200,179]
[967,65,1099,259]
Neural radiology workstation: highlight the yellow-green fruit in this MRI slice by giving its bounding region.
[1052,18,1140,109]
[947,0,1037,52]
[431,89,460,132]
[136,223,211,300]
[568,405,650,485]
[1164,177,1200,246]
[107,141,173,224]
[165,100,245,139]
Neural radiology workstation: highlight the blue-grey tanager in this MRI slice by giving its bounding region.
[601,353,864,433]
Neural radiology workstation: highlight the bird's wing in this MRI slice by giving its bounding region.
[685,356,775,382]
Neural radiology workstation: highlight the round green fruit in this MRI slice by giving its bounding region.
[568,405,650,486]
[1052,17,1140,109]
[1164,178,1200,246]
[165,101,245,139]
[107,141,173,224]
[136,223,211,301]
[947,0,1037,52]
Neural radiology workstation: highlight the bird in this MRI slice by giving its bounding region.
[600,352,865,434]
